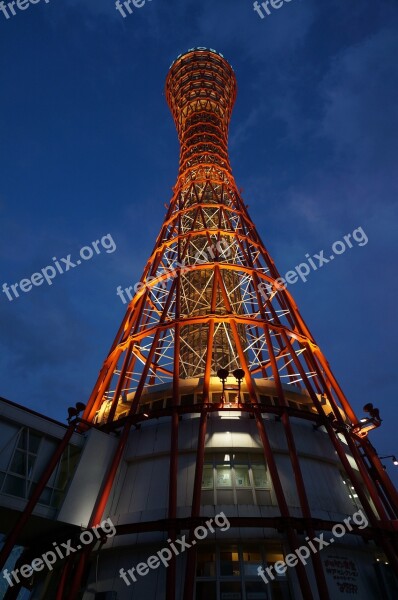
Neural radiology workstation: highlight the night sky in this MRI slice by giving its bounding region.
[0,0,397,483]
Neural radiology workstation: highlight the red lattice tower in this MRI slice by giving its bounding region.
[2,48,397,600]
[76,48,398,599]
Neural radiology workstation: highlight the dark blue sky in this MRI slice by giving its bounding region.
[0,0,397,480]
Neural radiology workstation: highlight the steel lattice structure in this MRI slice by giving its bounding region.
[2,48,398,600]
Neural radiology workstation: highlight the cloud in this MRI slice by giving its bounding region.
[320,28,398,174]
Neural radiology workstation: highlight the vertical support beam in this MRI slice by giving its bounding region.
[166,315,181,600]
[166,408,179,600]
[183,407,208,600]
[254,410,315,599]
[55,561,71,600]
[262,324,330,599]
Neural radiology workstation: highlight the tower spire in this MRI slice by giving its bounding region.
[82,49,353,429]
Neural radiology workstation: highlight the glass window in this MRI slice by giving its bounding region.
[220,547,240,576]
[3,475,25,497]
[195,544,291,599]
[202,466,213,490]
[212,392,223,403]
[220,581,242,598]
[202,453,269,503]
[27,454,36,479]
[10,451,26,476]
[17,429,27,450]
[245,581,269,599]
[242,548,262,576]
[196,549,216,577]
[265,551,288,579]
[269,581,292,599]
[235,466,250,488]
[252,465,267,489]
[259,395,271,405]
[152,399,164,411]
[216,466,232,487]
[196,582,217,600]
[39,487,53,505]
[28,432,42,453]
[181,394,195,406]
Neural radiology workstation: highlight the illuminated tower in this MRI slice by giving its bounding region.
[2,48,398,600]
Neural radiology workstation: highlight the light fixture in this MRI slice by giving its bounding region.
[67,402,86,423]
[232,368,245,382]
[217,367,230,403]
[363,403,382,422]
[379,455,398,466]
[351,403,382,437]
[232,368,245,402]
[217,368,229,382]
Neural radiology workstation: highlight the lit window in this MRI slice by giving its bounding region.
[216,466,232,487]
[202,466,213,490]
[201,453,269,505]
[235,466,250,488]
[252,465,267,489]
[220,546,240,576]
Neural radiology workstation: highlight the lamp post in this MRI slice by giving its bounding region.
[379,455,398,466]
[217,367,245,404]
[216,368,229,402]
[232,368,245,402]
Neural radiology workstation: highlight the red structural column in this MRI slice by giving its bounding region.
[183,407,208,600]
[166,314,181,600]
